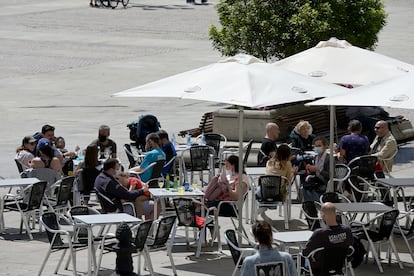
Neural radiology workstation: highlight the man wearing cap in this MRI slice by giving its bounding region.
[90,125,117,159]
[15,136,36,168]
[30,138,63,174]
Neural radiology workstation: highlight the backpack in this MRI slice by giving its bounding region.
[127,114,161,151]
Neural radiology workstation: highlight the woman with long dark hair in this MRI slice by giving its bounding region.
[74,144,102,206]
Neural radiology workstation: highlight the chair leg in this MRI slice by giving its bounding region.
[21,212,33,240]
[56,249,68,273]
[196,228,205,258]
[389,237,404,269]
[69,247,77,276]
[167,243,177,276]
[38,248,52,276]
[143,248,154,276]
[368,239,384,273]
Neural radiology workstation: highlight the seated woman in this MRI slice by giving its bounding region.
[15,135,36,168]
[116,172,155,220]
[302,136,330,202]
[204,155,249,216]
[290,120,315,183]
[262,144,296,202]
[241,221,298,276]
[74,144,102,206]
[30,138,63,175]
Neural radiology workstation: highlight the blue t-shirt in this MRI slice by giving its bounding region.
[338,133,369,163]
[161,142,176,176]
[140,148,166,182]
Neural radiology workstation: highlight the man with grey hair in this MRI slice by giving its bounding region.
[91,124,117,158]
[257,122,280,166]
[338,119,370,164]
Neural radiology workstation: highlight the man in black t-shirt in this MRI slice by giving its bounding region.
[303,202,353,273]
[257,122,280,166]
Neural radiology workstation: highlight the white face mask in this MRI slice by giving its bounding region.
[225,169,232,176]
[313,146,324,154]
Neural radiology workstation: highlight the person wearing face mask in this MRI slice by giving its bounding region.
[302,136,330,202]
[90,125,117,159]
[129,133,165,182]
[204,155,249,216]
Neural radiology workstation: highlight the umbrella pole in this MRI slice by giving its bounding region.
[238,106,244,243]
[328,105,335,192]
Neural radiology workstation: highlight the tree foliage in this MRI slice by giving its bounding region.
[209,0,387,61]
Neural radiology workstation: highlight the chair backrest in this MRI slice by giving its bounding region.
[258,175,284,202]
[310,246,350,275]
[173,198,197,227]
[302,201,321,231]
[15,159,25,174]
[151,215,176,247]
[54,176,74,207]
[95,189,117,213]
[378,209,400,239]
[148,159,166,188]
[124,143,137,169]
[162,156,176,177]
[224,229,241,266]
[255,261,285,276]
[243,139,254,167]
[134,220,153,251]
[189,145,214,171]
[25,181,47,211]
[40,211,64,246]
[204,133,226,159]
[348,155,377,181]
[334,164,351,182]
[320,192,340,203]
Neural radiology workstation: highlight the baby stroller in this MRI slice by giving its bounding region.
[126,114,161,168]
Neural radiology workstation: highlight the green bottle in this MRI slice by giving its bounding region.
[173,175,179,190]
[165,174,170,190]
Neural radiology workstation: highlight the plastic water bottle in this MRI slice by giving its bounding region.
[186,132,191,146]
[201,132,206,145]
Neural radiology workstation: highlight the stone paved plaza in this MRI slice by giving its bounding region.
[1,0,414,275]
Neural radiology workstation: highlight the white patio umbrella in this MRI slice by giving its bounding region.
[275,37,414,87]
[114,54,348,233]
[307,72,414,108]
[307,72,414,188]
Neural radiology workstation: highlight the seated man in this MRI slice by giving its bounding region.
[158,130,176,177]
[129,133,166,182]
[241,221,297,276]
[90,125,117,159]
[257,122,280,166]
[302,202,353,275]
[94,158,150,218]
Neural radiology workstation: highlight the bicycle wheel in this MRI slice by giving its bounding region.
[109,0,118,9]
[122,0,129,7]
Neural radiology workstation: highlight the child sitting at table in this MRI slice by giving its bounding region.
[116,172,154,219]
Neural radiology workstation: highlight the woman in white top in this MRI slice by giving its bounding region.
[15,135,36,168]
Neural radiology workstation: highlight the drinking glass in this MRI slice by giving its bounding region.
[191,183,198,192]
